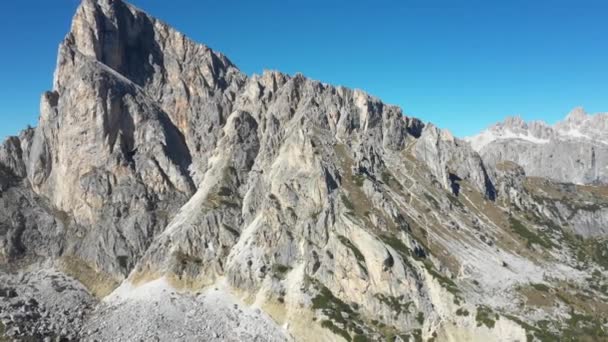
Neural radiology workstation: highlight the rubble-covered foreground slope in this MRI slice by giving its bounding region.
[1,1,608,341]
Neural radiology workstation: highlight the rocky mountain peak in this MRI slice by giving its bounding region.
[563,106,588,123]
[554,107,608,142]
[1,1,608,341]
[500,115,527,129]
[58,0,239,92]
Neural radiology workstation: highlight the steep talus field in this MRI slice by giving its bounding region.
[1,1,607,341]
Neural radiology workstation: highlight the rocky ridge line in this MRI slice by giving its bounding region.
[1,1,608,341]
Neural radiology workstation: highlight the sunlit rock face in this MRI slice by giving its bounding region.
[0,1,607,341]
[467,108,608,184]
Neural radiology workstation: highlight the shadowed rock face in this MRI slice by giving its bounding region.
[1,1,608,341]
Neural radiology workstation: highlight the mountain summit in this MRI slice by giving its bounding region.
[467,108,608,184]
[1,1,607,341]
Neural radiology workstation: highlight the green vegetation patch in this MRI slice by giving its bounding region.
[222,224,240,237]
[475,305,498,329]
[455,308,470,316]
[505,311,608,342]
[381,171,392,185]
[423,262,461,298]
[509,217,554,249]
[379,234,411,259]
[562,309,608,341]
[416,312,425,325]
[341,194,355,211]
[562,199,605,215]
[0,321,7,342]
[447,193,465,209]
[381,171,404,191]
[563,233,608,270]
[374,293,413,316]
[412,329,423,342]
[312,279,416,341]
[531,283,551,292]
[271,264,291,280]
[174,251,203,266]
[504,315,558,342]
[321,320,352,341]
[311,280,366,341]
[423,193,440,209]
[378,234,419,272]
[353,174,366,187]
[352,334,369,342]
[206,192,241,209]
[312,284,353,314]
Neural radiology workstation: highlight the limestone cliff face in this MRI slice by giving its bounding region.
[1,1,608,341]
[414,124,495,199]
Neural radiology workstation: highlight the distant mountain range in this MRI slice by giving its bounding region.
[467,107,608,184]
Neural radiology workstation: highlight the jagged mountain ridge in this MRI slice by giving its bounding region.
[467,107,608,184]
[1,1,608,341]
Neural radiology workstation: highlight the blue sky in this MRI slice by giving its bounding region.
[1,0,607,139]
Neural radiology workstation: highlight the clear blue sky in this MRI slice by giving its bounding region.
[1,0,607,139]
